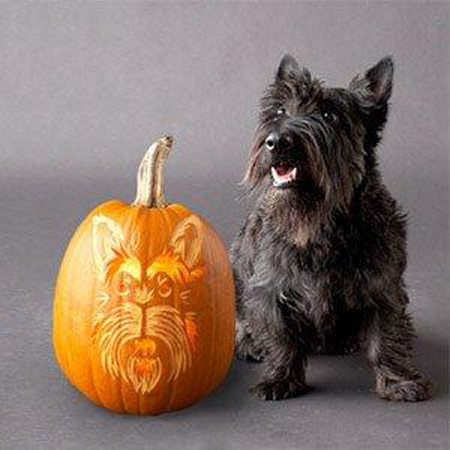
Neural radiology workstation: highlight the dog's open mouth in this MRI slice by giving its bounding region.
[271,164,297,187]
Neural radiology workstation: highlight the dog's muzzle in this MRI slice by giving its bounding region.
[265,132,299,188]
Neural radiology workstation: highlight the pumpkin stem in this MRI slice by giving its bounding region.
[132,135,173,208]
[132,136,173,208]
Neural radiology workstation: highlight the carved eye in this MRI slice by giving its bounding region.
[156,273,173,298]
[116,273,133,296]
[159,284,173,298]
[114,258,141,296]
[277,106,286,115]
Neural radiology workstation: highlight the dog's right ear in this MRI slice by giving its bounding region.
[276,54,302,80]
[350,56,394,108]
[349,56,394,135]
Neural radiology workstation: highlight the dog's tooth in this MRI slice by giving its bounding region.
[292,168,297,180]
[271,167,278,181]
[271,167,283,185]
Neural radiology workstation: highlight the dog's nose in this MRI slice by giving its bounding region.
[265,133,278,151]
[265,133,294,152]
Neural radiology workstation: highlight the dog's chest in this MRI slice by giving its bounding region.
[252,222,355,329]
[280,269,336,327]
[267,239,352,329]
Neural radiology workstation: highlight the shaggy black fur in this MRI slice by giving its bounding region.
[231,55,432,402]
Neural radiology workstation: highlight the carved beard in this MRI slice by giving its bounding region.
[93,301,193,395]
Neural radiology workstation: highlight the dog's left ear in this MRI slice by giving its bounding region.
[350,56,394,107]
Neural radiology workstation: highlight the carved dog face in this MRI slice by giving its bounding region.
[91,214,204,394]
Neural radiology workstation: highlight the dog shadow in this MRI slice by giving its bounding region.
[414,333,448,399]
[303,332,448,401]
[184,330,448,414]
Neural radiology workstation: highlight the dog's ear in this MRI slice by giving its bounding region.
[364,56,394,104]
[276,54,302,80]
[350,56,394,107]
[350,57,394,137]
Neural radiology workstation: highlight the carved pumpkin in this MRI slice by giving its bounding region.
[53,136,235,414]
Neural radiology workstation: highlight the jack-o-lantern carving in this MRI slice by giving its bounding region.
[53,136,235,414]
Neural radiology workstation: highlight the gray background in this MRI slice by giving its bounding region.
[0,1,448,449]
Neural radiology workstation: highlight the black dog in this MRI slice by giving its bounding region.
[231,54,432,402]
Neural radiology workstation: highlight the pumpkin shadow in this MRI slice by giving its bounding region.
[180,359,250,415]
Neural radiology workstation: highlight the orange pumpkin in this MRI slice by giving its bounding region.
[53,136,235,414]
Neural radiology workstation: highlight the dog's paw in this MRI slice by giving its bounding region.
[376,377,433,402]
[250,379,308,401]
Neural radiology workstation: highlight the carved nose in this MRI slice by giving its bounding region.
[134,338,157,356]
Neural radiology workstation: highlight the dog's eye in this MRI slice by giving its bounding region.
[277,107,286,115]
[322,109,338,124]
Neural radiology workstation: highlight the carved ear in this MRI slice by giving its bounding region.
[92,214,125,281]
[168,215,203,269]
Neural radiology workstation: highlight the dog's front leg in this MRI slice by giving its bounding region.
[249,296,309,400]
[365,296,432,401]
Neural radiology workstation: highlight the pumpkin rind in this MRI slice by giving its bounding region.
[53,138,235,414]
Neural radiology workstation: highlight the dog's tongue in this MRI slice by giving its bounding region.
[275,164,292,176]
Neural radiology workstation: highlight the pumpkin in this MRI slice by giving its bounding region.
[53,136,235,414]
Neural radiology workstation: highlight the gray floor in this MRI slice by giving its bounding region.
[0,2,448,449]
[0,176,447,450]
